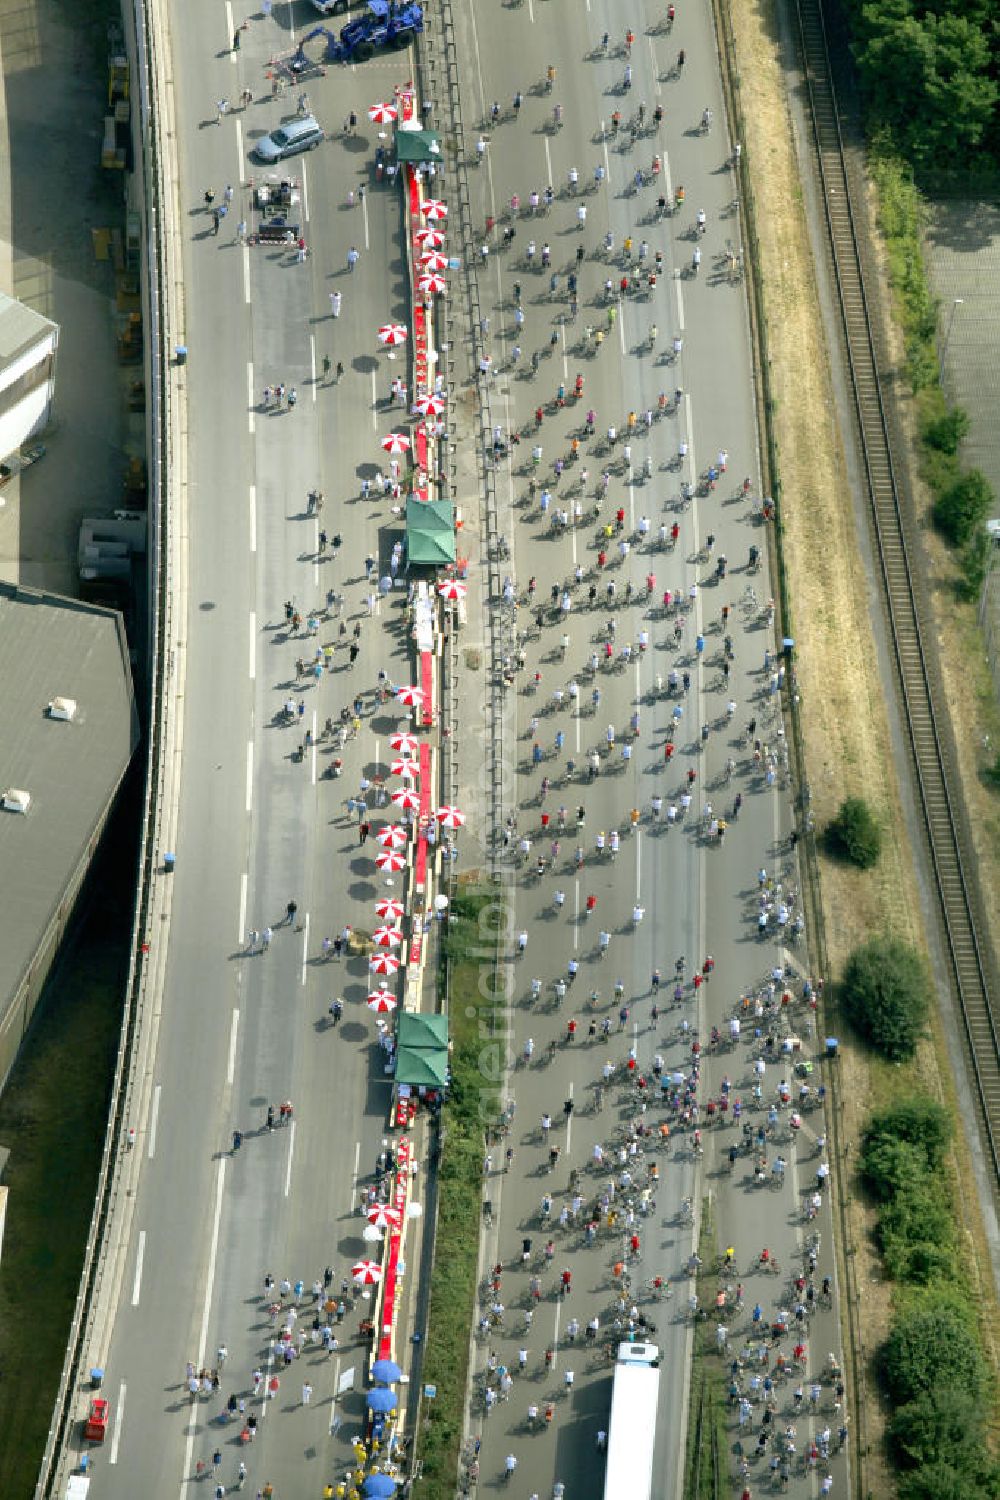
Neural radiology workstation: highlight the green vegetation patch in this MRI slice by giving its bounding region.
[824,795,882,870]
[868,150,995,596]
[840,935,930,1061]
[416,884,508,1490]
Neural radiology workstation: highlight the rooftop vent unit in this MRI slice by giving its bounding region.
[47,696,78,721]
[2,788,31,814]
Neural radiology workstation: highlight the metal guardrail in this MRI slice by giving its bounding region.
[33,0,174,1490]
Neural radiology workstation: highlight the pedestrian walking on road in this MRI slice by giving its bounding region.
[330,291,342,317]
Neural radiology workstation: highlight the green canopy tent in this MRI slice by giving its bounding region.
[395,128,442,168]
[394,1011,450,1089]
[405,497,455,567]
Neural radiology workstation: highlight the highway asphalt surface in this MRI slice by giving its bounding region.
[90,4,429,1497]
[448,2,850,1498]
[79,1,848,1499]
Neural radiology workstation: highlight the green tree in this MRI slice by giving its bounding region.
[890,1388,985,1471]
[923,405,970,456]
[898,1457,1000,1500]
[860,1135,928,1201]
[824,796,882,869]
[878,1185,954,1281]
[841,937,930,1060]
[853,4,997,168]
[933,468,992,547]
[883,1302,983,1407]
[862,1097,951,1173]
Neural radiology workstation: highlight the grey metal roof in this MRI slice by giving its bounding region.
[0,290,57,364]
[0,583,137,1009]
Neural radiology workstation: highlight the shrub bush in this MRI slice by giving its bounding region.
[898,1457,1000,1500]
[860,1135,928,1202]
[883,1301,984,1408]
[923,406,970,456]
[841,937,930,1060]
[890,1388,984,1472]
[933,468,992,547]
[824,796,882,869]
[861,1097,951,1176]
[878,1187,955,1282]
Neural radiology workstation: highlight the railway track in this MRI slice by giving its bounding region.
[792,0,1000,1180]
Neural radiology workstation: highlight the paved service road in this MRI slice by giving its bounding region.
[449,2,849,1498]
[88,5,427,1498]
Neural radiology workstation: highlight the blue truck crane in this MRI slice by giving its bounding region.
[299,0,424,64]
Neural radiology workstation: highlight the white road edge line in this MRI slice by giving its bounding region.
[239,871,248,947]
[243,243,251,306]
[284,1118,296,1197]
[199,1160,226,1359]
[148,1084,161,1160]
[131,1231,146,1308]
[110,1380,126,1463]
[179,1161,225,1497]
[248,362,255,435]
[227,1008,240,1086]
[226,2,235,62]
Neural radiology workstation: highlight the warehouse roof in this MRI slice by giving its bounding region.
[0,583,137,1013]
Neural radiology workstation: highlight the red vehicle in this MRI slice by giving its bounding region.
[85,1397,109,1442]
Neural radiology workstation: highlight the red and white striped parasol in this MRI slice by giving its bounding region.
[367,1203,403,1228]
[390,731,420,754]
[414,226,445,248]
[417,272,447,295]
[368,102,398,124]
[381,431,411,455]
[413,394,446,418]
[421,199,448,220]
[436,805,467,828]
[369,951,401,976]
[376,823,409,850]
[437,579,467,601]
[367,992,399,1015]
[390,759,420,779]
[375,850,406,873]
[396,684,424,707]
[372,925,404,949]
[375,897,405,921]
[352,1260,383,1285]
[419,250,449,272]
[391,786,421,811]
[378,323,408,346]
